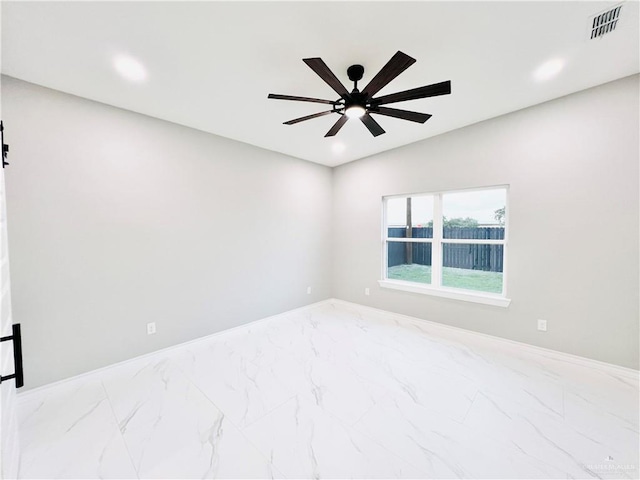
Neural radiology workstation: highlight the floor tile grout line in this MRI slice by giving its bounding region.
[102,353,289,479]
[16,382,122,480]
[349,390,393,428]
[460,389,479,425]
[169,355,291,477]
[343,398,433,478]
[169,350,271,432]
[238,393,298,432]
[262,390,433,479]
[100,378,141,479]
[231,395,299,480]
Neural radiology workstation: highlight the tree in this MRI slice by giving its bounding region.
[427,217,479,228]
[494,207,505,226]
[444,217,478,228]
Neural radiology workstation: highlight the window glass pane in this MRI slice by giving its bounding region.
[386,195,434,239]
[441,243,503,293]
[387,241,432,284]
[442,189,506,239]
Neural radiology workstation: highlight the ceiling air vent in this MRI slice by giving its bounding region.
[589,4,622,39]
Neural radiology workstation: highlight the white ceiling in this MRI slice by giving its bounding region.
[1,1,638,167]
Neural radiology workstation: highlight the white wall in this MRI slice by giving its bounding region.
[332,75,639,369]
[3,73,638,390]
[2,76,333,389]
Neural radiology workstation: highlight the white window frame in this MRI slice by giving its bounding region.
[378,185,511,308]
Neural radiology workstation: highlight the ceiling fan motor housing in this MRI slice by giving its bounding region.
[345,91,367,110]
[347,64,365,82]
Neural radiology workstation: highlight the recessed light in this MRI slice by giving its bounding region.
[533,58,565,82]
[113,54,147,83]
[332,142,346,154]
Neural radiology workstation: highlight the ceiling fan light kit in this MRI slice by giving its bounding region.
[345,105,366,119]
[268,51,451,138]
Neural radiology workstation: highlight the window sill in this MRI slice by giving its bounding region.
[378,279,511,308]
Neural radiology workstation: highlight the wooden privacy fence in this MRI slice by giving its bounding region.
[387,227,505,272]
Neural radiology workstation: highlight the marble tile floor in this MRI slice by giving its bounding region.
[15,300,640,479]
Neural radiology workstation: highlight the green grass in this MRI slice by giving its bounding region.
[388,263,432,284]
[387,263,503,294]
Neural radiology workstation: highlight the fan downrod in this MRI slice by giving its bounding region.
[347,64,365,90]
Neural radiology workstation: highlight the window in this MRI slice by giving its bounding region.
[380,186,510,307]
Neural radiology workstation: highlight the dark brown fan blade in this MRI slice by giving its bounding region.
[284,110,336,125]
[361,51,416,98]
[360,113,385,137]
[369,107,432,124]
[303,58,350,98]
[325,115,348,137]
[371,81,451,106]
[268,94,336,105]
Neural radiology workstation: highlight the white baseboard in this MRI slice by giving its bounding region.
[17,299,334,401]
[18,296,638,402]
[328,298,639,380]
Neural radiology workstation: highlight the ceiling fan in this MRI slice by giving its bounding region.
[268,51,451,138]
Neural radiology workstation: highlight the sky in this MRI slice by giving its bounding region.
[386,188,506,226]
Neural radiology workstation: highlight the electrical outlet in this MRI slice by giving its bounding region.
[147,322,156,335]
[307,286,312,294]
[364,288,370,296]
[537,319,547,332]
